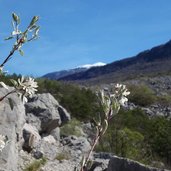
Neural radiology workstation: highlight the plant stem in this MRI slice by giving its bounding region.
[0,42,21,68]
[79,109,112,171]
[0,90,16,102]
[80,132,101,171]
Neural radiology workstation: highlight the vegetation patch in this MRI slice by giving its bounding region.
[24,158,47,171]
[96,108,171,168]
[37,78,101,121]
[56,151,71,161]
[128,84,157,106]
[157,95,171,106]
[60,118,82,137]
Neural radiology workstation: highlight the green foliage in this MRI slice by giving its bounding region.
[117,128,144,159]
[128,84,157,106]
[96,109,148,162]
[24,158,47,171]
[60,118,82,137]
[0,73,20,86]
[96,108,171,167]
[37,78,101,121]
[148,117,171,164]
[157,95,171,106]
[56,152,71,161]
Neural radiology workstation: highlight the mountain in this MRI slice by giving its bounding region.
[59,40,171,84]
[43,62,106,80]
[43,68,87,80]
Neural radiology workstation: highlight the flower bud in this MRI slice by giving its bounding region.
[29,16,39,27]
[12,13,20,24]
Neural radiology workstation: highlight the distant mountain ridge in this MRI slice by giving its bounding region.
[58,40,171,84]
[43,68,87,80]
[43,62,106,80]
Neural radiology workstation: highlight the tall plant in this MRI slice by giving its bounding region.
[75,84,130,171]
[0,12,40,151]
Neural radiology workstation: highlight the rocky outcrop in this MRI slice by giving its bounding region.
[1,88,170,171]
[0,88,25,171]
[0,90,72,170]
[25,93,71,134]
[107,156,169,171]
[126,102,171,118]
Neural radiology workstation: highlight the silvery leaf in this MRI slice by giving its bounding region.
[0,82,8,89]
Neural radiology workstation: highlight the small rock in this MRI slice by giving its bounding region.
[50,127,60,141]
[22,123,41,152]
[33,150,43,159]
[58,105,71,125]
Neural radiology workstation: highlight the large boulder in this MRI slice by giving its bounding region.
[0,88,25,171]
[33,135,59,160]
[25,93,71,134]
[107,156,169,171]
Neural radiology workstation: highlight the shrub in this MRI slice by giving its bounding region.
[37,79,101,121]
[157,95,171,106]
[128,84,157,106]
[56,151,71,161]
[24,158,47,171]
[148,117,171,165]
[60,118,82,137]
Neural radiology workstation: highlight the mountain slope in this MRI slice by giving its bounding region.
[43,68,87,80]
[59,40,171,84]
[43,62,106,80]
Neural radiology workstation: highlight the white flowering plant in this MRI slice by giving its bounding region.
[11,76,38,103]
[76,84,130,171]
[0,13,39,152]
[0,13,39,104]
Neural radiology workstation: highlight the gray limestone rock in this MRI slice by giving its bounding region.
[25,93,71,134]
[34,135,59,160]
[25,93,61,133]
[50,127,60,141]
[58,105,71,125]
[107,156,169,171]
[22,123,41,152]
[61,136,91,153]
[0,88,25,171]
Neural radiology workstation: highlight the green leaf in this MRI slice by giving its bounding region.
[0,82,8,89]
[73,167,78,171]
[34,26,40,35]
[86,160,93,169]
[19,49,24,56]
[29,16,39,27]
[80,156,86,167]
[12,13,20,24]
[4,36,14,41]
[29,25,37,31]
[8,98,14,110]
[10,79,18,87]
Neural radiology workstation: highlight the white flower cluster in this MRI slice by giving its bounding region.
[0,76,38,103]
[11,76,38,103]
[0,135,7,152]
[113,83,130,106]
[99,83,130,119]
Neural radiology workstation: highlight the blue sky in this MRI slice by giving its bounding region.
[0,0,171,76]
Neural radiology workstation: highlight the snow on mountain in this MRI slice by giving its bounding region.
[78,62,106,69]
[43,62,106,80]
